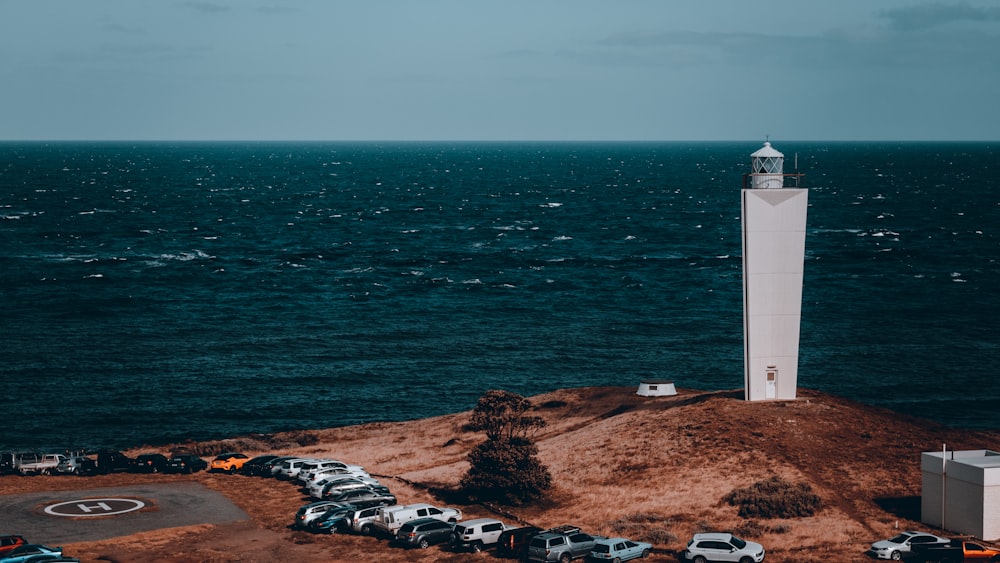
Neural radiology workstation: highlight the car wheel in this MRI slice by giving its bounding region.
[419,539,429,549]
[693,556,707,563]
[360,523,373,535]
[229,465,237,474]
[890,551,902,561]
[613,558,621,563]
[740,557,754,563]
[641,548,650,558]
[473,542,483,553]
[560,554,571,563]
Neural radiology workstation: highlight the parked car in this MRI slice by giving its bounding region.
[263,456,299,478]
[868,531,949,561]
[297,459,366,483]
[497,526,543,559]
[682,532,765,563]
[302,466,375,489]
[911,538,1000,562]
[95,450,133,474]
[324,487,397,509]
[55,456,90,475]
[343,506,383,535]
[239,454,279,476]
[371,503,462,538]
[0,452,16,475]
[527,526,603,562]
[275,457,317,480]
[393,517,456,549]
[451,518,509,552]
[164,455,208,474]
[319,478,382,500]
[305,503,357,534]
[130,453,169,473]
[0,544,63,563]
[0,536,28,557]
[209,452,249,474]
[293,501,343,530]
[590,537,653,561]
[16,453,66,475]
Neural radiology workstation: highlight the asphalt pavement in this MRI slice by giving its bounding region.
[0,481,248,543]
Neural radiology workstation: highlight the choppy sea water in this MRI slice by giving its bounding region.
[1,141,996,451]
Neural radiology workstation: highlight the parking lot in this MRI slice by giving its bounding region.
[0,481,249,544]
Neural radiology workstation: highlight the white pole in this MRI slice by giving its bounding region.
[942,443,947,530]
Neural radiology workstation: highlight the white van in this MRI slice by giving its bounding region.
[371,503,462,537]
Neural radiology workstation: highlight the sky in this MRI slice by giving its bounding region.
[1,1,998,141]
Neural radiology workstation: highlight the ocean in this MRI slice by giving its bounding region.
[1,141,996,451]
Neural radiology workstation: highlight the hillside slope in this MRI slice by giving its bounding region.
[5,386,998,562]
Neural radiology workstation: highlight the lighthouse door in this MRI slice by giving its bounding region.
[766,370,777,399]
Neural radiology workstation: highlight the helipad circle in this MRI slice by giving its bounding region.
[44,498,146,517]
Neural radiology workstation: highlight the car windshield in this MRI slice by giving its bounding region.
[730,536,747,549]
[887,534,911,544]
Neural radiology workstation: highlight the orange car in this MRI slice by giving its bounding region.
[0,535,28,557]
[209,452,249,474]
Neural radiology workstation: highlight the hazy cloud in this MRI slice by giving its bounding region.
[179,1,231,15]
[879,1,1000,30]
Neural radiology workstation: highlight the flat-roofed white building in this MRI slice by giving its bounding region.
[922,449,1000,540]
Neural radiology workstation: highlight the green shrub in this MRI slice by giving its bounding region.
[460,390,551,505]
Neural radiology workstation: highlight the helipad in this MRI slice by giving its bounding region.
[0,482,248,543]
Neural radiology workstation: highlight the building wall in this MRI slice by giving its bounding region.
[741,188,808,401]
[922,451,1000,540]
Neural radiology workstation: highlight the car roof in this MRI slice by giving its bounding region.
[406,517,451,528]
[457,518,503,526]
[693,532,734,541]
[596,537,630,544]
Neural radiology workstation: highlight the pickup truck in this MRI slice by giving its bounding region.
[17,453,67,475]
[913,539,1000,562]
[527,525,605,562]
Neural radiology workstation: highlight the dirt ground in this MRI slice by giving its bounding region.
[3,386,999,562]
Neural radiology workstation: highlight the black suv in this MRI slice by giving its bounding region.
[165,454,208,474]
[131,453,169,473]
[96,450,133,474]
[497,526,543,559]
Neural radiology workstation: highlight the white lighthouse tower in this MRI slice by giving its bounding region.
[741,141,807,401]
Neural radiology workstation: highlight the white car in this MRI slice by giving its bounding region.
[297,460,366,483]
[868,531,949,560]
[683,532,764,563]
[451,518,509,552]
[301,466,373,490]
[308,475,377,500]
[276,457,319,480]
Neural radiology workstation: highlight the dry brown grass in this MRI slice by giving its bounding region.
[4,386,1000,563]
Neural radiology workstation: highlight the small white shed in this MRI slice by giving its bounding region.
[922,449,1000,540]
[636,380,677,397]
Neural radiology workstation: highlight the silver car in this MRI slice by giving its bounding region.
[868,531,948,560]
[293,501,342,529]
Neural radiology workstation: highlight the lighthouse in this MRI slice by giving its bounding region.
[741,141,807,401]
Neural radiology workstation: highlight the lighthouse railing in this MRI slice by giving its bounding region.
[742,173,805,189]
